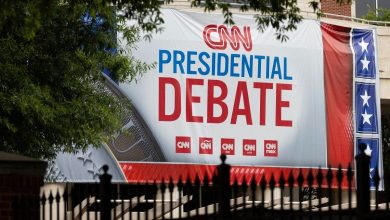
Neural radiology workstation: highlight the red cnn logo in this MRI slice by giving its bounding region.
[221,138,235,155]
[176,136,191,153]
[199,137,213,154]
[203,24,252,51]
[243,139,256,156]
[264,140,278,157]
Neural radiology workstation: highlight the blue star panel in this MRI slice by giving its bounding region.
[355,82,378,134]
[356,138,379,188]
[352,29,376,79]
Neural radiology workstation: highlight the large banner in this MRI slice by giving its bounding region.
[117,9,382,185]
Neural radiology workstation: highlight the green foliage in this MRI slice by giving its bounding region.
[191,0,352,42]
[0,0,162,159]
[364,8,390,22]
[192,0,303,42]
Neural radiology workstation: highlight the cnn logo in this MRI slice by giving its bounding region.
[243,139,256,156]
[264,140,278,157]
[203,24,252,51]
[176,136,191,153]
[221,138,235,155]
[199,137,213,154]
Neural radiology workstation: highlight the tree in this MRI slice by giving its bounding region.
[191,0,351,41]
[364,8,390,22]
[0,0,163,159]
[0,0,346,160]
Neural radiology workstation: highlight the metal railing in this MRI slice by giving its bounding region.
[11,147,390,219]
[320,12,390,27]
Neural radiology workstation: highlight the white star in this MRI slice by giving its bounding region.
[77,151,92,165]
[360,90,371,107]
[361,55,370,71]
[369,168,375,179]
[88,163,102,179]
[364,144,372,156]
[358,38,369,53]
[361,110,373,125]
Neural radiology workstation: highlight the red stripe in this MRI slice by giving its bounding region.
[120,163,353,188]
[321,23,354,168]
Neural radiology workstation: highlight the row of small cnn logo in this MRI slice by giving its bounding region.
[175,136,278,157]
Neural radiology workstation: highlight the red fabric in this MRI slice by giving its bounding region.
[321,23,354,169]
[120,162,353,188]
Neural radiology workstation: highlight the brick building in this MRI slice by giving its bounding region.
[320,0,352,16]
